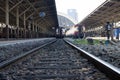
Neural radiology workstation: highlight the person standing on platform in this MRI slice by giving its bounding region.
[82,25,86,38]
[105,22,112,40]
[78,24,85,39]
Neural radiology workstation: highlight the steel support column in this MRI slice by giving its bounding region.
[24,13,26,38]
[32,21,34,31]
[16,6,19,38]
[5,0,9,39]
[36,25,38,38]
[28,21,31,38]
[38,25,40,37]
[34,23,37,38]
[35,24,37,38]
[32,21,35,38]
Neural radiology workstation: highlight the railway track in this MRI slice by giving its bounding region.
[0,39,119,80]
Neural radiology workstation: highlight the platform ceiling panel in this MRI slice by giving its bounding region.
[0,0,58,33]
[80,0,120,29]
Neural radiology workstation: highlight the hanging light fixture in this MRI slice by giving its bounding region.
[39,12,46,18]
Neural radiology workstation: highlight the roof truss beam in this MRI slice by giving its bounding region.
[9,0,23,12]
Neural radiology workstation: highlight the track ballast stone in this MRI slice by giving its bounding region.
[0,39,109,80]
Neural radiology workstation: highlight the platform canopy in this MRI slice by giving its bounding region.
[80,0,120,30]
[0,0,58,33]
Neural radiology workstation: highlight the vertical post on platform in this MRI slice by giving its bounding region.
[24,13,26,38]
[28,21,31,38]
[35,22,37,38]
[35,25,37,38]
[5,0,9,39]
[16,6,19,38]
[117,28,120,40]
[38,25,39,38]
[34,23,36,38]
[36,25,38,38]
[114,21,119,40]
[59,27,63,38]
[111,22,114,41]
[37,23,39,38]
[32,21,34,38]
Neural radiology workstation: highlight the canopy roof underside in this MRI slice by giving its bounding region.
[80,0,120,29]
[0,0,58,33]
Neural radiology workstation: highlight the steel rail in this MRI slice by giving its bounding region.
[0,39,57,70]
[64,39,120,80]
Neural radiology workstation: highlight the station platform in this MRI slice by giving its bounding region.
[0,38,55,46]
[86,37,107,40]
[86,37,119,42]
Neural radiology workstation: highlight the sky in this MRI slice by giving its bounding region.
[55,0,106,22]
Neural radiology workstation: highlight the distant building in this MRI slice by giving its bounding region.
[57,12,77,28]
[67,9,78,22]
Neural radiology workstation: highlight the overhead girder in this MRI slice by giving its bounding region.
[1,0,53,22]
[24,0,54,29]
[9,0,23,12]
[0,0,54,22]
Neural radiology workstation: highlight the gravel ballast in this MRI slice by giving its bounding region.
[0,38,55,63]
[65,38,120,68]
[0,39,109,80]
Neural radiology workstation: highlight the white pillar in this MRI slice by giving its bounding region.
[24,13,26,38]
[5,0,9,38]
[32,21,34,38]
[32,21,34,31]
[16,6,19,38]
